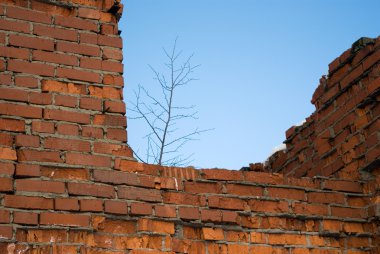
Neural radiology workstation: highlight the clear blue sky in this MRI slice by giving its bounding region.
[120,0,380,169]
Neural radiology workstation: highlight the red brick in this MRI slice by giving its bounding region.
[331,206,366,218]
[248,200,289,213]
[0,133,13,146]
[0,225,13,239]
[202,227,224,241]
[184,182,222,194]
[57,67,101,83]
[103,48,123,60]
[44,108,90,124]
[15,76,39,88]
[0,210,10,223]
[29,92,52,105]
[32,121,55,133]
[222,210,238,223]
[0,32,5,44]
[55,198,79,211]
[0,46,29,60]
[80,199,103,212]
[4,195,53,210]
[9,34,54,51]
[293,203,328,216]
[82,126,103,138]
[80,32,98,44]
[15,135,40,148]
[179,207,199,220]
[40,212,90,227]
[104,100,126,113]
[0,73,12,85]
[33,24,77,41]
[89,86,121,99]
[57,41,100,56]
[41,166,89,181]
[45,137,90,152]
[68,182,115,198]
[0,177,13,192]
[7,6,52,24]
[57,123,79,136]
[93,142,132,157]
[8,60,54,77]
[0,162,15,176]
[154,205,176,218]
[98,35,122,48]
[80,97,102,111]
[0,19,30,33]
[137,218,175,234]
[66,153,111,167]
[0,118,25,132]
[42,80,85,94]
[13,211,38,225]
[225,184,263,196]
[308,192,345,204]
[118,186,161,202]
[0,148,17,161]
[15,179,65,194]
[18,149,62,163]
[78,7,101,20]
[104,200,128,215]
[93,114,127,127]
[103,74,124,86]
[0,103,42,119]
[267,188,306,201]
[162,192,200,206]
[80,57,102,70]
[323,180,362,193]
[33,50,78,66]
[107,128,127,142]
[130,202,152,215]
[55,15,98,31]
[268,234,307,245]
[102,60,123,72]
[15,164,40,177]
[208,196,246,210]
[93,170,154,188]
[201,209,222,222]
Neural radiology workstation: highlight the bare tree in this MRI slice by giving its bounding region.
[129,39,210,166]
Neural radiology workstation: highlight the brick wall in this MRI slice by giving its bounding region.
[0,0,379,253]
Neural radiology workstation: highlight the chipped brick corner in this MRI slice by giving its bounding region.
[0,0,379,253]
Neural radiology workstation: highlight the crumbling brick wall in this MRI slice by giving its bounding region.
[0,0,379,253]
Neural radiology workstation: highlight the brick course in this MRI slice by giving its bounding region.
[0,0,378,253]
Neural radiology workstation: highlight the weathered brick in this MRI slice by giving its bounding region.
[40,212,90,227]
[68,182,115,198]
[0,147,17,161]
[15,135,39,148]
[137,219,174,234]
